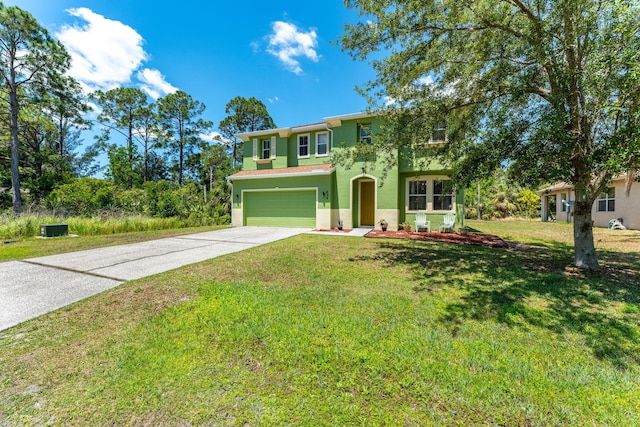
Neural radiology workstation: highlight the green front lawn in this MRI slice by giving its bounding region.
[1,221,639,425]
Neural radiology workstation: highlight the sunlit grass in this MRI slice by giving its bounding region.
[1,224,639,425]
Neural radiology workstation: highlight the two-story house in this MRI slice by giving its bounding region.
[227,112,464,231]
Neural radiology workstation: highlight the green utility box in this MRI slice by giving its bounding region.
[40,224,68,238]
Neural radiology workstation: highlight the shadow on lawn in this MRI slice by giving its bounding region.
[360,239,640,369]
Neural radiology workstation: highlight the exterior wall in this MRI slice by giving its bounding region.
[398,146,448,173]
[592,180,640,230]
[286,130,331,168]
[241,132,289,171]
[330,117,401,230]
[541,179,639,230]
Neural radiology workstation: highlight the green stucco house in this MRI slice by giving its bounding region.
[227,112,464,231]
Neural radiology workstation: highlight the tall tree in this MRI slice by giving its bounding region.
[48,76,90,159]
[91,87,150,188]
[341,0,640,269]
[17,102,60,201]
[134,103,160,183]
[157,90,211,186]
[218,96,276,166]
[0,4,71,214]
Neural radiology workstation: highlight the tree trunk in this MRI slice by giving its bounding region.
[573,200,599,269]
[9,83,22,215]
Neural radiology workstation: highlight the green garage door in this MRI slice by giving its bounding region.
[244,190,316,227]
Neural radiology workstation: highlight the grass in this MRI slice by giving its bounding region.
[0,225,227,262]
[0,220,639,425]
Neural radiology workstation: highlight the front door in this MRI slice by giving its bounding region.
[360,181,375,226]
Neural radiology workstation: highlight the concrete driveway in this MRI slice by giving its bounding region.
[0,227,308,331]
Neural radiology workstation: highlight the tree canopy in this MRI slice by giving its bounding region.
[157,90,211,186]
[218,96,276,166]
[0,3,73,213]
[341,0,640,268]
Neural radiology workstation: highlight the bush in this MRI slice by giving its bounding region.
[0,213,188,240]
[48,178,117,215]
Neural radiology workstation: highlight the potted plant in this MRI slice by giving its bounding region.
[379,219,388,232]
[337,219,343,231]
[400,221,412,232]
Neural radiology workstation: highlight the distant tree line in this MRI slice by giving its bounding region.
[0,4,275,223]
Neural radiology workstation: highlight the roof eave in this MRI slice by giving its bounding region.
[228,167,335,182]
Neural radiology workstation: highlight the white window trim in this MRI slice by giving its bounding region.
[261,138,270,160]
[316,131,329,157]
[298,133,310,159]
[407,180,428,212]
[432,179,454,212]
[406,175,455,213]
[429,122,447,144]
[597,187,615,212]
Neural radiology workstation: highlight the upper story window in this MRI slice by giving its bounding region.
[433,180,453,211]
[598,187,615,212]
[252,136,275,162]
[316,132,328,157]
[408,180,427,211]
[261,139,270,160]
[298,134,310,158]
[431,122,446,143]
[359,124,372,144]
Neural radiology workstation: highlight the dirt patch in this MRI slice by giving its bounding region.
[365,229,509,248]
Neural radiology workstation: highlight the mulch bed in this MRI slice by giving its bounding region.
[365,229,509,248]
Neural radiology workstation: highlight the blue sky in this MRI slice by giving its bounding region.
[6,0,375,143]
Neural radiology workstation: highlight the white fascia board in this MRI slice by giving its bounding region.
[237,128,291,142]
[291,123,327,133]
[323,111,376,127]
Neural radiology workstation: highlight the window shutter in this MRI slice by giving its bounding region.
[271,136,276,159]
[252,139,257,160]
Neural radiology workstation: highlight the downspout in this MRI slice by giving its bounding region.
[325,122,334,155]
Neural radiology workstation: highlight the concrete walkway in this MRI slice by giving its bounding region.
[0,227,308,331]
[305,227,373,237]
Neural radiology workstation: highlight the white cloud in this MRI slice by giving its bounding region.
[85,100,102,120]
[200,131,224,143]
[56,8,149,92]
[266,21,319,75]
[137,68,178,99]
[417,76,435,86]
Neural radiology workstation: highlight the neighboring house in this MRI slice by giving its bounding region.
[227,112,464,231]
[540,176,640,229]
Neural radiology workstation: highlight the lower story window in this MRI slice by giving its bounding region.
[409,180,427,210]
[598,187,615,212]
[433,180,453,210]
